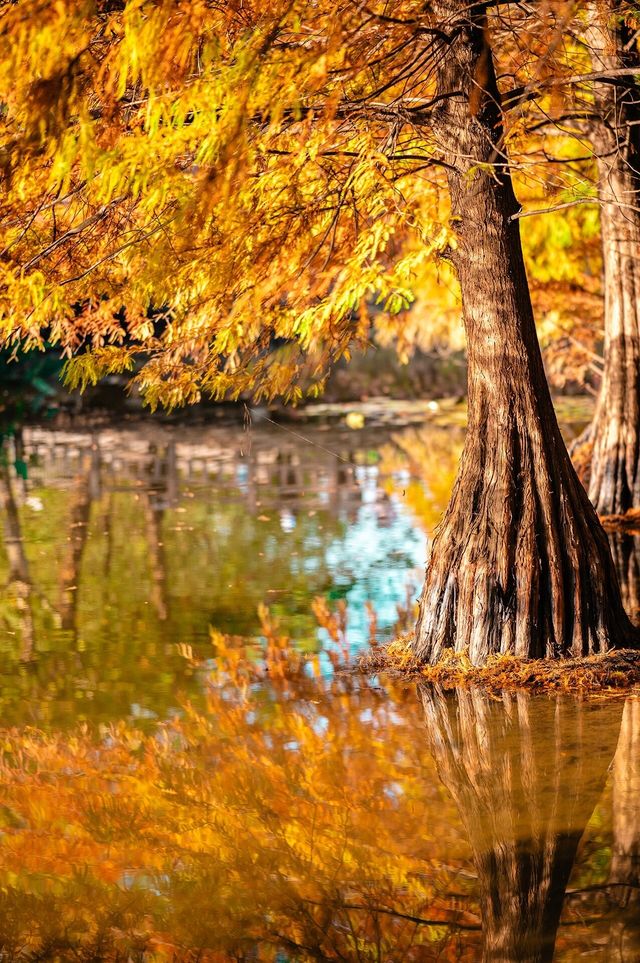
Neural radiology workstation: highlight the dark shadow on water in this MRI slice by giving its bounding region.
[420,686,624,963]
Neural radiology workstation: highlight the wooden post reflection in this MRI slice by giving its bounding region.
[142,492,168,622]
[420,686,623,963]
[0,466,35,662]
[58,451,95,636]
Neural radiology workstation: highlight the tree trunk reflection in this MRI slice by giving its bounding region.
[608,532,640,626]
[0,465,35,662]
[606,695,640,960]
[420,686,623,962]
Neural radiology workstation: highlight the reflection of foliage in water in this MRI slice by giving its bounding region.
[0,624,480,962]
[378,425,464,534]
[0,622,637,961]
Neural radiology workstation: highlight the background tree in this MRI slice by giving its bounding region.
[572,1,640,516]
[496,0,640,516]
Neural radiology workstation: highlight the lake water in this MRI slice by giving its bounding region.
[0,411,638,961]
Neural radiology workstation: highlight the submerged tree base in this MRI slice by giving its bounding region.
[363,638,640,692]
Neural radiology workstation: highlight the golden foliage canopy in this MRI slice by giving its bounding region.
[0,0,625,405]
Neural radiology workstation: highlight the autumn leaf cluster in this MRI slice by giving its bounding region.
[0,1,453,405]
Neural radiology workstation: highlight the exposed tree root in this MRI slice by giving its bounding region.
[362,637,640,692]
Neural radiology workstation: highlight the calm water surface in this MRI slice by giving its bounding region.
[0,413,638,961]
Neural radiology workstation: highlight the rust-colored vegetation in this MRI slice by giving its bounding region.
[364,638,640,693]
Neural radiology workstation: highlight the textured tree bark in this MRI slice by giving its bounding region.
[420,686,624,963]
[574,3,640,516]
[413,0,633,664]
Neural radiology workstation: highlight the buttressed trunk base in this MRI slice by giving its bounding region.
[412,0,633,665]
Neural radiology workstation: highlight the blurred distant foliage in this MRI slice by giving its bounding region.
[0,0,617,407]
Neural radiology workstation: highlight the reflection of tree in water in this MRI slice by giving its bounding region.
[605,695,640,961]
[58,442,100,639]
[420,686,623,963]
[602,533,640,958]
[607,531,640,626]
[0,465,35,662]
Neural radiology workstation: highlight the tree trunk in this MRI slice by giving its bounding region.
[574,3,640,517]
[420,686,624,963]
[413,0,633,664]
